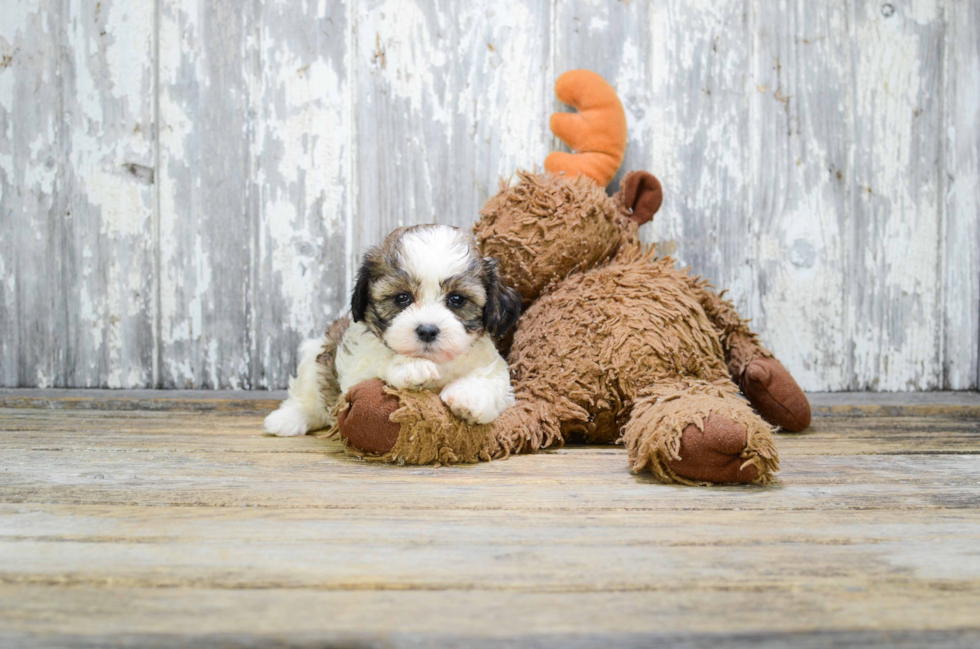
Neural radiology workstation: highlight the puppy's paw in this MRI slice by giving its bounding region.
[440,382,499,424]
[264,404,310,437]
[388,359,441,390]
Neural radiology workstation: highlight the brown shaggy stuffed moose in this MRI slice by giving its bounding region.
[329,70,811,485]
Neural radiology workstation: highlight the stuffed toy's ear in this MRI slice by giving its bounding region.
[483,257,522,338]
[620,171,664,226]
[544,70,627,187]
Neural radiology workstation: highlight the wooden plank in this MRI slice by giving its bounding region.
[450,1,554,220]
[808,390,980,409]
[5,389,980,417]
[1,414,979,459]
[157,0,255,388]
[247,0,352,389]
[1,586,979,646]
[353,0,455,251]
[1,403,979,644]
[943,0,980,389]
[552,0,654,192]
[2,505,978,591]
[0,1,156,389]
[62,0,157,388]
[639,0,755,323]
[747,1,851,391]
[847,0,945,390]
[0,389,286,412]
[2,445,978,511]
[353,0,552,254]
[0,2,66,388]
[3,409,979,456]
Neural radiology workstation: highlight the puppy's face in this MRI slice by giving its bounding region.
[351,224,520,364]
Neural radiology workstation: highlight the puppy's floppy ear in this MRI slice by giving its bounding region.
[482,257,522,337]
[351,260,373,323]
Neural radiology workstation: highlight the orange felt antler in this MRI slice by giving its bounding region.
[544,70,627,187]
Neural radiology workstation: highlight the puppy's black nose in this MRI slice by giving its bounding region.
[415,324,440,343]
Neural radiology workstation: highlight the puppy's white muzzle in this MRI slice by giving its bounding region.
[384,303,471,364]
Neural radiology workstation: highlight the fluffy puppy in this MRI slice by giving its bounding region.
[264,224,521,437]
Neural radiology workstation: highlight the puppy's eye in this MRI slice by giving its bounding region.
[447,293,466,308]
[393,292,413,307]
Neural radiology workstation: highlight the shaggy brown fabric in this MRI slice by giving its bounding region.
[741,358,812,433]
[474,171,626,305]
[473,172,787,484]
[335,380,490,465]
[622,380,778,485]
[503,246,732,445]
[335,169,804,486]
[685,285,773,381]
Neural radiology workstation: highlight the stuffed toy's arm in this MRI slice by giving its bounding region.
[694,284,811,433]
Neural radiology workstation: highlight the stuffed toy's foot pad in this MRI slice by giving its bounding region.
[667,414,759,484]
[337,379,401,455]
[741,358,811,433]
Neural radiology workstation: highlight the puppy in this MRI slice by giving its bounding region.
[264,224,521,437]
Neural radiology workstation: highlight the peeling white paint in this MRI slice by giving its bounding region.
[363,0,451,126]
[848,0,943,390]
[456,2,551,182]
[1,0,977,390]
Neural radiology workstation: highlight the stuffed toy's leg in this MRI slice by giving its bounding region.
[336,380,568,463]
[483,396,568,459]
[622,379,779,485]
[695,285,811,433]
[334,379,491,465]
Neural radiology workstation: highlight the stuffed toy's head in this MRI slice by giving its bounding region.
[474,70,664,304]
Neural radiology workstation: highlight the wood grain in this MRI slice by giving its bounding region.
[1,1,977,391]
[553,0,654,192]
[748,1,851,391]
[0,0,156,388]
[0,395,979,645]
[247,0,352,389]
[848,0,945,390]
[353,0,552,250]
[943,0,980,389]
[641,0,754,309]
[157,0,255,389]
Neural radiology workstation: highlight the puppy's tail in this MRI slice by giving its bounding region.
[315,315,351,411]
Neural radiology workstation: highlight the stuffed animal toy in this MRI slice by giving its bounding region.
[331,70,811,485]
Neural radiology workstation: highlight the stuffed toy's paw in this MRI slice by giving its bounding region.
[336,379,402,454]
[740,358,812,433]
[667,414,761,484]
[335,379,492,465]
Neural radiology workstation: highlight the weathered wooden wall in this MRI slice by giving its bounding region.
[1,0,977,391]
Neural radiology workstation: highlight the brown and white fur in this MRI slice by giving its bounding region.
[264,224,521,437]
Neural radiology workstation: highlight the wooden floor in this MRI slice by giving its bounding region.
[1,390,979,648]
